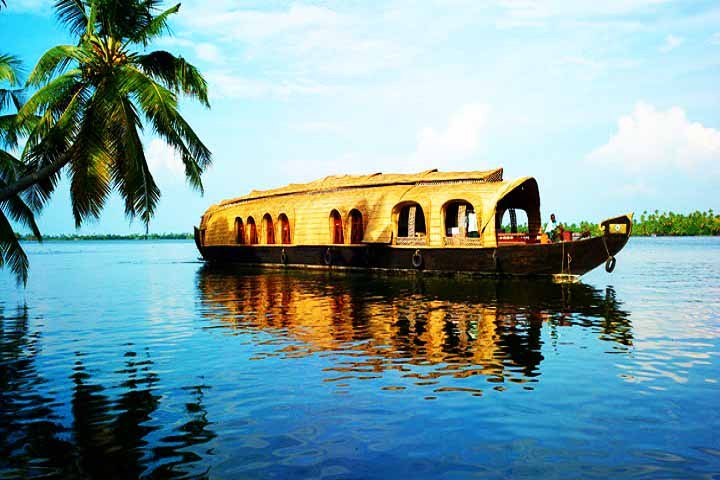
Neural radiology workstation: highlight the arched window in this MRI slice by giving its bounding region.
[247,216,258,244]
[330,210,344,244]
[263,213,275,244]
[234,217,245,244]
[443,201,478,238]
[395,202,426,244]
[278,214,291,244]
[349,209,364,244]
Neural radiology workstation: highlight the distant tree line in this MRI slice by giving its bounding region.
[514,209,720,237]
[16,210,720,242]
[16,232,193,241]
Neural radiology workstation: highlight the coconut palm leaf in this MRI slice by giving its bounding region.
[131,3,179,46]
[0,150,40,285]
[26,45,88,87]
[0,211,30,285]
[53,0,89,37]
[110,95,160,226]
[135,51,209,106]
[0,54,22,86]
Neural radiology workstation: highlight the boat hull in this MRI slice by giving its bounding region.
[196,230,630,278]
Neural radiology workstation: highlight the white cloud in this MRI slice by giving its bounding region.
[711,32,720,45]
[206,71,334,99]
[279,103,491,179]
[146,139,184,178]
[411,103,490,170]
[156,37,223,64]
[194,43,221,63]
[587,103,720,175]
[183,4,341,41]
[4,0,46,13]
[497,0,672,19]
[291,122,345,135]
[660,34,684,52]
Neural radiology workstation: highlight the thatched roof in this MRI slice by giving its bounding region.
[218,168,504,207]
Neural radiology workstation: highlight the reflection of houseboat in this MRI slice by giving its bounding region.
[195,168,631,278]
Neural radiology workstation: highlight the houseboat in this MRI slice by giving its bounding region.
[194,168,631,279]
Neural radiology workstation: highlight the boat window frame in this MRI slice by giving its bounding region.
[441,200,479,239]
[329,209,344,244]
[263,213,275,244]
[393,201,428,245]
[348,209,364,244]
[246,216,258,245]
[234,217,245,244]
[278,213,291,244]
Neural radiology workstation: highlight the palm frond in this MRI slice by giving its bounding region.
[54,0,89,36]
[0,150,36,285]
[0,209,30,285]
[17,69,82,128]
[131,3,179,46]
[0,53,22,87]
[110,95,160,227]
[68,127,112,226]
[26,45,88,87]
[0,88,25,113]
[135,50,209,106]
[120,66,211,178]
[20,79,89,211]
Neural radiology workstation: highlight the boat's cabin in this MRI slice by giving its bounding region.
[200,170,545,249]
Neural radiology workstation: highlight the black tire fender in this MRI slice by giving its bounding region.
[411,249,423,269]
[324,247,333,266]
[605,255,616,273]
[281,248,288,265]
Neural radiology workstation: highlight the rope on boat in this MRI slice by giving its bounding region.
[601,235,616,273]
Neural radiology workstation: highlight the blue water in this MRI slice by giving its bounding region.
[1,237,719,479]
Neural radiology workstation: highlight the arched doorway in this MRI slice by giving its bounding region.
[278,214,291,244]
[234,217,245,244]
[263,214,275,244]
[349,209,363,244]
[395,202,426,245]
[330,210,344,244]
[443,200,479,242]
[247,217,258,244]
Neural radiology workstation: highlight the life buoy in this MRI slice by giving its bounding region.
[605,255,616,273]
[281,249,288,265]
[411,249,423,269]
[324,248,333,266]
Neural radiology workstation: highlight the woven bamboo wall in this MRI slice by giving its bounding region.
[201,172,540,249]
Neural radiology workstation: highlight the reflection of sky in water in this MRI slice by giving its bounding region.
[0,237,718,478]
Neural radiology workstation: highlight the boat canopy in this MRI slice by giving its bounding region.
[201,168,543,248]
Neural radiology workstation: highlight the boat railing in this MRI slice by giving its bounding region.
[395,236,428,246]
[442,237,484,247]
[497,233,540,245]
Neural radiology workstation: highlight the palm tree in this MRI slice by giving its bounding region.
[0,53,41,285]
[0,0,211,283]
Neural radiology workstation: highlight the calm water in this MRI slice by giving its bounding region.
[1,237,719,479]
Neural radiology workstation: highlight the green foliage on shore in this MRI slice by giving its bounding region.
[510,210,720,237]
[632,210,720,236]
[17,232,192,241]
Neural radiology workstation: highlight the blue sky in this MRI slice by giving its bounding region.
[1,0,719,234]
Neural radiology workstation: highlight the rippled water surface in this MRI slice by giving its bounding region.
[1,237,719,479]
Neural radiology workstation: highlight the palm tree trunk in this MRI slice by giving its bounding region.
[0,154,71,202]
